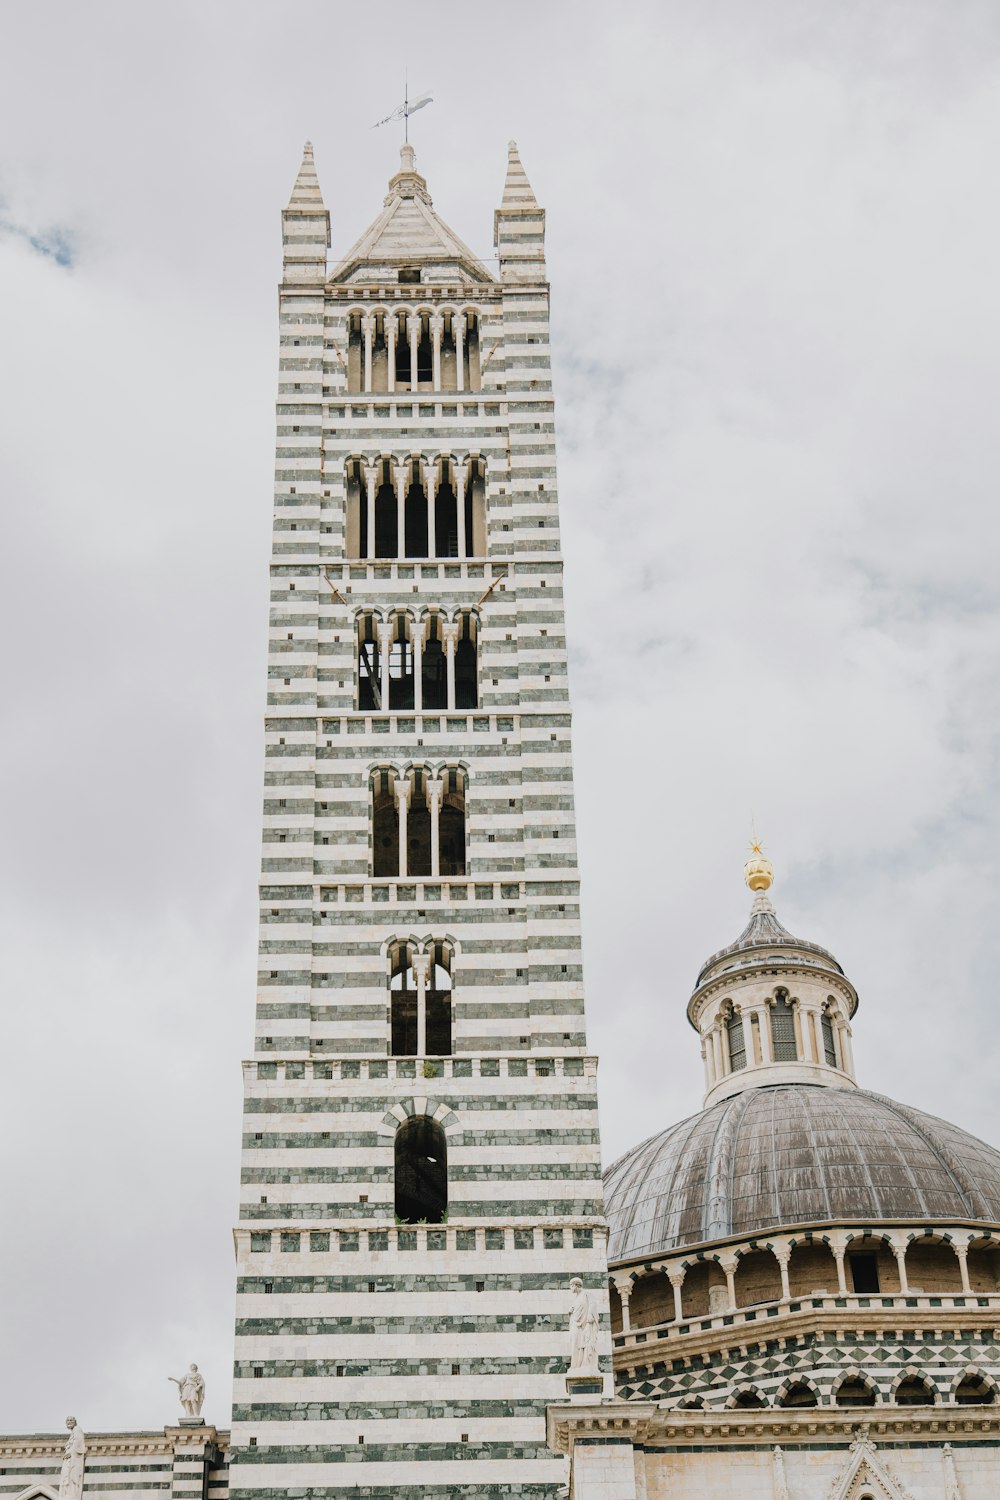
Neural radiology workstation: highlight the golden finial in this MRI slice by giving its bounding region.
[744,824,773,892]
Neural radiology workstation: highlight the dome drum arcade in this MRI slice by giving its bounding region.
[550,850,1000,1499]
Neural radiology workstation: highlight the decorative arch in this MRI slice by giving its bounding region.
[952,1364,999,1404]
[379,1097,462,1139]
[832,1370,879,1407]
[775,1375,820,1408]
[727,1384,767,1410]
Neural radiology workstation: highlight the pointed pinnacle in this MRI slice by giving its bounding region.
[501,139,539,209]
[287,141,325,210]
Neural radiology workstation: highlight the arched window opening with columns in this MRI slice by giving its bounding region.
[346,453,486,560]
[370,765,466,879]
[388,939,452,1058]
[770,989,798,1062]
[836,1376,876,1408]
[726,1007,746,1072]
[394,1116,448,1223]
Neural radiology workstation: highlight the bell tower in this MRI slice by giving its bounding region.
[227,140,612,1498]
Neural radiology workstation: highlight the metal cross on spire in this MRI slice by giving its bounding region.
[372,73,434,140]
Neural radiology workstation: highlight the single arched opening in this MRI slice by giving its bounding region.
[733,1389,766,1410]
[422,616,448,710]
[455,612,478,710]
[439,771,466,876]
[956,1372,995,1405]
[780,1382,818,1409]
[895,1376,934,1406]
[372,771,399,878]
[836,1377,876,1408]
[389,944,418,1057]
[394,1116,448,1223]
[425,940,453,1056]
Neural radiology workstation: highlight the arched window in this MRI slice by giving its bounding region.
[387,614,414,710]
[435,463,459,558]
[371,770,399,878]
[389,943,418,1057]
[421,614,448,710]
[374,460,397,558]
[770,990,797,1062]
[425,939,453,1056]
[357,613,381,710]
[732,1389,766,1409]
[405,768,432,877]
[895,1376,934,1406]
[726,1010,746,1071]
[779,1382,818,1409]
[404,460,429,558]
[395,1116,447,1223]
[956,1372,995,1405]
[821,1006,838,1067]
[439,769,466,877]
[467,455,487,556]
[454,612,478,710]
[835,1377,876,1408]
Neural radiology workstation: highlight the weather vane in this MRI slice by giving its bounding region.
[372,72,433,142]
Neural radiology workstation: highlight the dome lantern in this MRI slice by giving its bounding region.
[688,848,860,1107]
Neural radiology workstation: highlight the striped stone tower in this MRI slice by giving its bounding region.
[227,139,612,1500]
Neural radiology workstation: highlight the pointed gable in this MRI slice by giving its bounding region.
[331,144,493,285]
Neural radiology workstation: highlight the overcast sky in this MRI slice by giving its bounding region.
[2,0,1000,1435]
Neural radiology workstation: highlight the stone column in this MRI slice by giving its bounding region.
[954,1242,972,1295]
[758,1004,773,1064]
[840,1021,856,1076]
[412,952,429,1055]
[830,1232,849,1295]
[386,313,397,392]
[378,623,393,710]
[365,462,377,561]
[891,1237,910,1294]
[775,1245,791,1302]
[394,458,407,560]
[394,775,410,879]
[427,777,443,877]
[454,458,468,558]
[791,1001,804,1061]
[412,621,425,713]
[425,461,436,558]
[361,313,375,393]
[800,1005,817,1063]
[407,313,420,394]
[701,1042,712,1092]
[720,1254,737,1312]
[613,1277,632,1334]
[668,1268,685,1323]
[454,313,466,393]
[712,1025,725,1081]
[430,312,444,390]
[703,1035,716,1088]
[719,1015,732,1074]
[443,623,458,710]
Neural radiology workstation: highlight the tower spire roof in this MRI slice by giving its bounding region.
[500,140,539,209]
[286,140,325,210]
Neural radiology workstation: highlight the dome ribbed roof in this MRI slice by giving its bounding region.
[604,1085,1000,1263]
[695,892,843,988]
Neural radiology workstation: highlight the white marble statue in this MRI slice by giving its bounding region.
[169,1363,206,1419]
[568,1277,600,1374]
[58,1417,86,1500]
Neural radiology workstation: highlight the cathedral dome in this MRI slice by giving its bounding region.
[603,1083,1000,1262]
